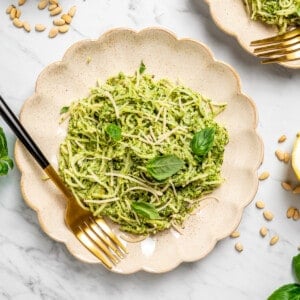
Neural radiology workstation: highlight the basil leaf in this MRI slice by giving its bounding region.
[190,127,215,156]
[105,124,121,141]
[146,154,184,181]
[268,283,300,300]
[60,106,69,114]
[139,61,146,74]
[293,254,300,282]
[0,128,13,176]
[131,201,161,220]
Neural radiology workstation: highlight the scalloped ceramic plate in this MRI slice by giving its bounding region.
[205,0,300,69]
[15,28,263,274]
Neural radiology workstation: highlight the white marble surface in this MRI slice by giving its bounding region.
[0,0,300,299]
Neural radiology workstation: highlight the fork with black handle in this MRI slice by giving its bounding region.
[0,95,127,269]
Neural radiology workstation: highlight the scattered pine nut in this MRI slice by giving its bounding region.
[278,135,287,143]
[275,150,284,161]
[23,21,31,32]
[48,4,58,11]
[53,18,65,26]
[6,5,14,14]
[68,6,77,17]
[287,207,296,219]
[48,27,58,38]
[15,8,21,18]
[61,13,72,24]
[18,0,26,6]
[281,182,292,191]
[38,0,48,10]
[259,226,268,237]
[293,209,300,221]
[255,200,265,209]
[10,7,17,20]
[293,186,300,194]
[58,24,69,33]
[49,0,58,4]
[50,6,62,16]
[283,152,290,163]
[269,235,279,246]
[13,18,23,28]
[235,242,243,252]
[35,24,46,32]
[230,231,240,238]
[263,210,274,221]
[259,171,270,181]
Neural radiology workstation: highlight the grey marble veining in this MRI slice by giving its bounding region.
[0,0,300,299]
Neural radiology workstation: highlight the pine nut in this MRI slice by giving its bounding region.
[10,8,17,20]
[235,242,243,252]
[281,182,292,191]
[263,210,274,221]
[255,200,265,209]
[284,152,290,163]
[48,4,58,11]
[270,235,279,246]
[275,150,284,161]
[259,171,269,180]
[23,21,31,32]
[48,27,58,38]
[287,207,295,218]
[293,186,300,194]
[50,6,62,16]
[278,135,287,143]
[230,231,240,238]
[58,25,69,33]
[259,226,268,237]
[68,6,77,17]
[18,0,27,6]
[13,18,23,28]
[61,14,72,24]
[38,0,48,10]
[6,5,14,14]
[53,18,65,26]
[293,209,300,221]
[49,0,58,4]
[35,24,46,32]
[15,8,21,18]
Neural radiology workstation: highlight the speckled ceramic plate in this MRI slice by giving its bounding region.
[14,28,263,274]
[205,0,300,69]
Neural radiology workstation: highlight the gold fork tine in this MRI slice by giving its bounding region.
[256,44,300,58]
[89,218,124,259]
[82,222,120,264]
[250,27,300,46]
[261,51,300,64]
[76,228,114,269]
[253,37,300,54]
[95,218,128,254]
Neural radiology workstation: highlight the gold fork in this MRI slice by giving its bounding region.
[0,95,127,269]
[250,27,300,64]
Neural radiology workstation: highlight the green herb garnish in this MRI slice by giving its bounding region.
[131,201,161,219]
[268,253,300,299]
[105,123,122,141]
[146,155,184,181]
[139,61,146,74]
[190,128,215,156]
[60,106,69,114]
[0,127,13,176]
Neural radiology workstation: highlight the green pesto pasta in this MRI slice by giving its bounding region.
[244,0,300,33]
[58,65,229,235]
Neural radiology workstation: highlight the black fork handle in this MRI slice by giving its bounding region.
[0,95,49,169]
